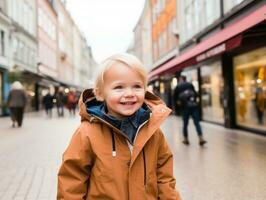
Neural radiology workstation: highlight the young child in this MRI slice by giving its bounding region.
[57,53,181,199]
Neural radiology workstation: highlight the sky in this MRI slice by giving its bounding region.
[66,0,146,63]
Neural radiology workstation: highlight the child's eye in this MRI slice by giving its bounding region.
[113,86,123,90]
[133,84,143,89]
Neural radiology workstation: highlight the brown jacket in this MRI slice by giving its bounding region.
[57,89,181,200]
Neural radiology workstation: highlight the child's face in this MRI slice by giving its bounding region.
[100,62,145,119]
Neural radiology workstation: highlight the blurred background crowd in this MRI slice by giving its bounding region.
[0,0,265,135]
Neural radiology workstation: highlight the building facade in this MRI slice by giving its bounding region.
[0,0,97,116]
[36,0,59,110]
[149,0,266,134]
[130,0,153,73]
[149,0,179,107]
[151,0,178,65]
[37,0,58,79]
[7,0,38,112]
[80,39,97,88]
[57,0,74,85]
[0,0,11,115]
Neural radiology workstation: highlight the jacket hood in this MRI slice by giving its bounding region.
[78,89,172,135]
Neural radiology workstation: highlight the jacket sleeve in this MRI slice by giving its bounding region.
[57,124,95,200]
[157,130,182,200]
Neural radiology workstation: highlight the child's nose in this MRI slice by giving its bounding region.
[124,88,134,96]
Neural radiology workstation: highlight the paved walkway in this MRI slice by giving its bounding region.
[162,116,266,200]
[0,110,266,200]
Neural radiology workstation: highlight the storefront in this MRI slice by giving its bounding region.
[148,4,266,134]
[234,47,266,132]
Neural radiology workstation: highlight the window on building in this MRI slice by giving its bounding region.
[13,37,18,58]
[12,0,18,22]
[184,5,193,39]
[59,32,65,51]
[223,0,245,13]
[23,3,27,31]
[0,30,5,56]
[193,0,204,32]
[29,8,34,35]
[153,40,158,62]
[162,30,167,55]
[58,11,64,25]
[17,40,22,61]
[18,1,22,25]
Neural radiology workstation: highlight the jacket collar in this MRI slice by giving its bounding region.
[78,88,172,164]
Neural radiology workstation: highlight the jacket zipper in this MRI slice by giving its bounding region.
[91,114,149,185]
[90,114,133,144]
[133,117,150,144]
[127,118,150,156]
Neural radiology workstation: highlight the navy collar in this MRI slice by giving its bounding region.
[86,99,151,142]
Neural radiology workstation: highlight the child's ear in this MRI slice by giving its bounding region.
[94,88,104,101]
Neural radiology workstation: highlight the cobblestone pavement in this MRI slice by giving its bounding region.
[0,111,266,200]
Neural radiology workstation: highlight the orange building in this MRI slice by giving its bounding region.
[151,0,178,63]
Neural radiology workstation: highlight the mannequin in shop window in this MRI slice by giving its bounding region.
[237,87,247,122]
[253,68,265,125]
[255,86,265,124]
[236,70,247,122]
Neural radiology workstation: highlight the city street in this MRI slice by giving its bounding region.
[0,111,266,200]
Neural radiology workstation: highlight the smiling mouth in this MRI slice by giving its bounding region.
[120,102,136,105]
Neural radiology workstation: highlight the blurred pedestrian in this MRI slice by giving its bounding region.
[42,90,54,118]
[66,90,77,116]
[7,81,27,127]
[57,53,181,199]
[174,75,207,146]
[54,87,65,117]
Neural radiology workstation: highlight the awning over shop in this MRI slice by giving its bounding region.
[39,73,84,91]
[148,4,266,80]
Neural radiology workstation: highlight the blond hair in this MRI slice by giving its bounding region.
[94,53,147,99]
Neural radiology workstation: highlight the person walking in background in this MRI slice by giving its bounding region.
[174,75,207,146]
[42,90,54,118]
[57,53,181,199]
[54,87,65,117]
[7,81,27,127]
[66,90,77,116]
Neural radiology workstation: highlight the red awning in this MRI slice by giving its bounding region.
[148,4,266,80]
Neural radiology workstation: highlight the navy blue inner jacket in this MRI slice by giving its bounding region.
[86,98,151,143]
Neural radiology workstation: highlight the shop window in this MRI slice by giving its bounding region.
[200,61,224,123]
[234,47,266,131]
